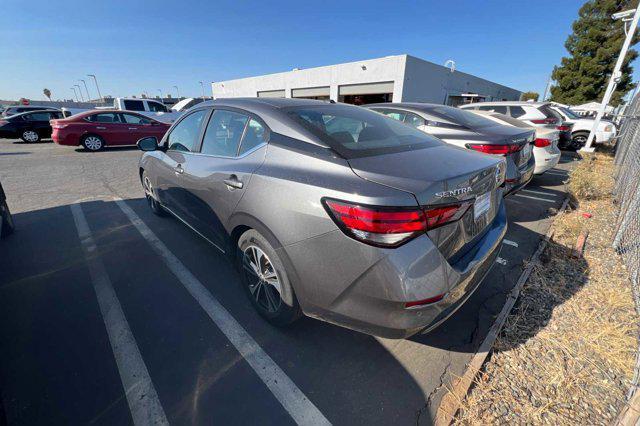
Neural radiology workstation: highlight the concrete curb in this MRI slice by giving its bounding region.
[435,197,570,425]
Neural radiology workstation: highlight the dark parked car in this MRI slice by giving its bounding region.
[137,98,508,338]
[0,110,64,142]
[1,106,61,118]
[0,180,14,238]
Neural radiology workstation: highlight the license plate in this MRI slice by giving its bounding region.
[474,192,491,221]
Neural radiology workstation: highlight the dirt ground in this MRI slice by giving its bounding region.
[452,153,638,425]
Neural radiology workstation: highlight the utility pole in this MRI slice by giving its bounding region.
[542,74,552,101]
[87,74,103,103]
[581,7,640,152]
[79,79,91,101]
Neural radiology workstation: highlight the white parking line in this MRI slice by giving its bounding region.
[70,204,169,426]
[502,239,519,247]
[513,193,557,203]
[522,189,557,197]
[115,199,330,426]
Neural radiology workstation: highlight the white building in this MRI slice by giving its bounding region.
[211,54,521,106]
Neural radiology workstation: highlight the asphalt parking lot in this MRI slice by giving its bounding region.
[0,138,576,425]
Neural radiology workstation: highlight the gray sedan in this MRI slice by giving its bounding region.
[366,103,536,195]
[137,98,507,338]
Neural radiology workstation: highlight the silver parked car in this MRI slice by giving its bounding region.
[137,98,508,338]
[366,103,535,195]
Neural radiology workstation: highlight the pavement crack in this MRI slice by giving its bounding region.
[416,354,453,425]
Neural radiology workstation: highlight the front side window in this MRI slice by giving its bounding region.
[87,113,122,123]
[287,104,442,158]
[147,101,167,112]
[201,110,249,157]
[167,109,208,152]
[123,100,145,111]
[380,110,406,122]
[121,113,151,124]
[510,106,526,118]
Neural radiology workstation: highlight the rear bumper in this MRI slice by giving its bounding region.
[595,130,616,143]
[504,156,535,196]
[533,146,561,175]
[283,198,507,338]
[52,130,78,146]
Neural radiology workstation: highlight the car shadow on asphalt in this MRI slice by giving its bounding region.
[73,146,139,153]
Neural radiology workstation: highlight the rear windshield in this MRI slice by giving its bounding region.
[558,106,580,119]
[426,106,497,129]
[539,105,563,120]
[489,113,532,129]
[285,104,442,158]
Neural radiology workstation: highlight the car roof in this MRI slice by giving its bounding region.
[365,102,454,115]
[7,109,61,118]
[460,101,550,107]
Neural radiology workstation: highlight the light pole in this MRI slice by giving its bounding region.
[79,79,91,101]
[199,81,205,99]
[173,85,180,99]
[70,87,79,102]
[74,85,84,101]
[581,7,640,152]
[157,89,162,100]
[87,74,103,103]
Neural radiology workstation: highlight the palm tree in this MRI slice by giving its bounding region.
[43,88,51,101]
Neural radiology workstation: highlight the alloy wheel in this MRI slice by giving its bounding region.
[242,245,283,313]
[84,136,103,150]
[22,131,38,142]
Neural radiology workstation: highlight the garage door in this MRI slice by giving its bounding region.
[291,87,330,98]
[338,82,394,96]
[257,90,285,98]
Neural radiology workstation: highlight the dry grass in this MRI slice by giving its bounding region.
[452,153,638,425]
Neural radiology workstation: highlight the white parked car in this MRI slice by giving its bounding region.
[472,110,561,175]
[550,104,616,146]
[63,97,186,123]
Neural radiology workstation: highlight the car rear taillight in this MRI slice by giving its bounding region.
[323,199,470,247]
[534,138,551,148]
[531,118,558,125]
[466,143,524,155]
[556,125,570,131]
[51,122,68,129]
[0,120,7,126]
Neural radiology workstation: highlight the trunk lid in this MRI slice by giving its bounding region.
[348,145,505,260]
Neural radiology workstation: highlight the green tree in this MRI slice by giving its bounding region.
[43,88,51,101]
[521,91,540,101]
[550,0,639,106]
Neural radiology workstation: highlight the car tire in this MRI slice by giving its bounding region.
[142,170,166,216]
[82,134,105,151]
[238,229,302,326]
[0,199,15,237]
[569,131,589,151]
[20,130,40,143]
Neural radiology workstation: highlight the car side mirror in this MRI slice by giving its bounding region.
[137,136,158,151]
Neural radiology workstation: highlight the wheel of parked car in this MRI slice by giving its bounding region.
[238,229,302,326]
[142,170,166,216]
[0,198,14,238]
[82,135,105,151]
[20,130,40,143]
[570,131,589,150]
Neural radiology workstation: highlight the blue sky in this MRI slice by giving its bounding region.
[0,0,621,101]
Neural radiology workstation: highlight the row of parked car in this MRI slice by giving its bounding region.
[0,97,616,338]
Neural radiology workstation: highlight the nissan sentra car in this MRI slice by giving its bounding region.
[366,103,535,195]
[136,98,507,338]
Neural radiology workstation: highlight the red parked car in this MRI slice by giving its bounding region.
[51,110,171,151]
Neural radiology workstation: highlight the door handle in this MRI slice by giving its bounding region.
[174,165,184,175]
[223,175,243,190]
[128,127,138,130]
[96,126,106,130]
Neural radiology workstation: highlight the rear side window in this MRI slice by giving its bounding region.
[123,100,145,111]
[404,112,426,129]
[167,109,208,152]
[509,106,526,118]
[87,113,122,123]
[539,105,562,120]
[121,113,151,124]
[201,110,249,157]
[25,112,52,121]
[478,105,507,114]
[378,110,406,122]
[147,101,167,112]
[287,104,441,158]
[239,119,266,155]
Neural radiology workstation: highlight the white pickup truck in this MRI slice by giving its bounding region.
[62,97,205,123]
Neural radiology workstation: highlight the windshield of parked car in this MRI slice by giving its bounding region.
[286,104,442,158]
[559,106,580,119]
[488,113,533,129]
[426,106,497,129]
